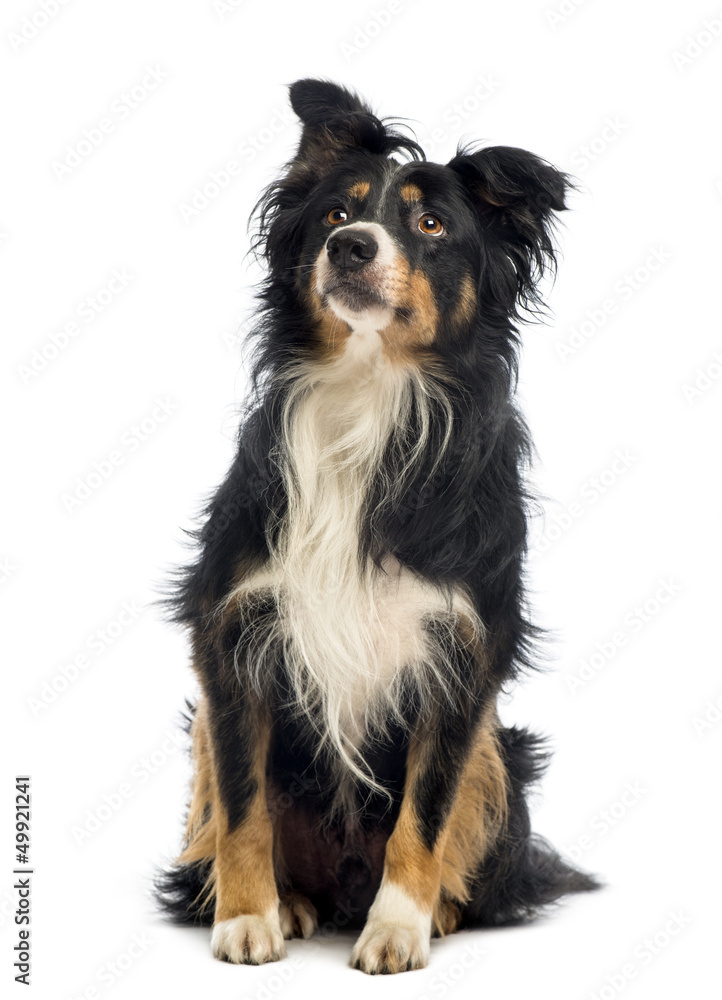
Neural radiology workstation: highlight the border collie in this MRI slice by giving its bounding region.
[156,78,598,974]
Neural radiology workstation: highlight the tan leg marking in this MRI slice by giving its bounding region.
[175,694,287,961]
[350,736,442,974]
[206,707,285,964]
[432,897,463,937]
[437,709,508,913]
[352,706,508,972]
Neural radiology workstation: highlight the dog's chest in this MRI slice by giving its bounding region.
[228,339,478,768]
[275,358,444,714]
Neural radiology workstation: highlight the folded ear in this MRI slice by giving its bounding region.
[448,145,572,313]
[287,78,422,179]
[289,78,373,133]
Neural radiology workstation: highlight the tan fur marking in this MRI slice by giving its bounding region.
[401,182,423,203]
[179,700,216,865]
[178,693,278,922]
[381,736,446,911]
[278,891,319,939]
[213,711,277,922]
[214,803,276,921]
[451,273,477,327]
[384,811,445,911]
[438,708,508,910]
[433,897,462,938]
[305,269,352,357]
[311,222,439,363]
[381,703,508,933]
[348,180,371,200]
[175,700,217,917]
[379,259,440,363]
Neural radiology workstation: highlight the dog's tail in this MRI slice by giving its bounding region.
[463,726,601,927]
[154,858,215,926]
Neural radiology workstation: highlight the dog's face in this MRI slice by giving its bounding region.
[303,157,481,360]
[258,80,569,368]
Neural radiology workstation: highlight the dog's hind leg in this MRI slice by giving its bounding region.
[277,890,319,940]
[460,725,600,926]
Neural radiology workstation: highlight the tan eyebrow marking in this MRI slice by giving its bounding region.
[400,182,424,203]
[347,180,371,200]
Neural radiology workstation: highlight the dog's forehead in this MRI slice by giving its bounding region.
[336,160,459,212]
[334,159,400,207]
[324,159,453,215]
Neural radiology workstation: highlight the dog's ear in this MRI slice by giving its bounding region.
[289,79,373,135]
[448,146,572,312]
[253,81,422,267]
[287,78,422,178]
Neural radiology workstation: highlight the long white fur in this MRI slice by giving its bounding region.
[224,225,484,803]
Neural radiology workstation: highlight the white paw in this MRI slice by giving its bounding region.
[351,921,430,974]
[350,883,431,974]
[278,893,318,940]
[211,910,286,965]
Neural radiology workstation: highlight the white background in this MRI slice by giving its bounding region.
[2,0,720,997]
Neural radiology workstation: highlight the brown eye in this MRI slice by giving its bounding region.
[418,214,443,235]
[327,207,348,225]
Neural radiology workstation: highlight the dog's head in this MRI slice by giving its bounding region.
[255,79,571,371]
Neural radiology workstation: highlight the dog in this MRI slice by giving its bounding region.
[155,78,598,974]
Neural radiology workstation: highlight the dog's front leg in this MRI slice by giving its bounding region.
[201,658,285,965]
[351,690,480,975]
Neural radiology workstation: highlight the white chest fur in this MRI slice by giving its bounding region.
[227,332,481,790]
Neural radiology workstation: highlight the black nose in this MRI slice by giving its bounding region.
[326,229,378,270]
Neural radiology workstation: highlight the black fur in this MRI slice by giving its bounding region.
[156,78,598,945]
[463,727,598,926]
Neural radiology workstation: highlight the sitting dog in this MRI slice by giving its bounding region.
[156,78,597,974]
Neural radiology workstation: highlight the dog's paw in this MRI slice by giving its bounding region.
[433,897,462,937]
[211,911,286,965]
[350,922,430,974]
[278,892,318,940]
[351,882,432,974]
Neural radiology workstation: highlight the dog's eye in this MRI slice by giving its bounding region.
[418,214,443,236]
[327,207,348,225]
